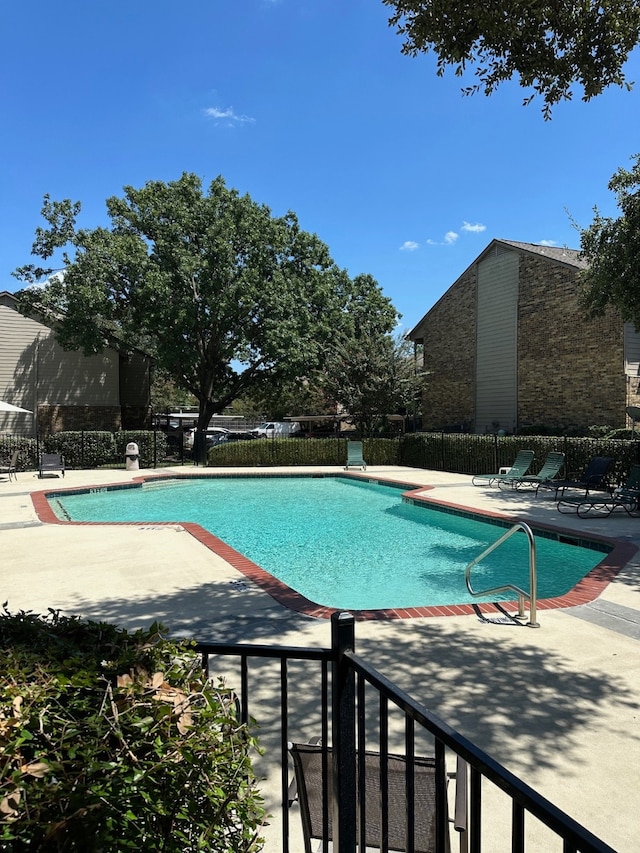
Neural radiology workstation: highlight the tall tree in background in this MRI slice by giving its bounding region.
[382,1,640,116]
[323,333,418,437]
[14,174,398,457]
[577,154,640,326]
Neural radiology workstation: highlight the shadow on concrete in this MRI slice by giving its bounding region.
[51,577,640,786]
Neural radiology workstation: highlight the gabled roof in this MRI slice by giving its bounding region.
[494,239,588,269]
[408,238,586,339]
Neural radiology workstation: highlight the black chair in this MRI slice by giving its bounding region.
[558,463,640,517]
[288,740,467,853]
[537,455,614,498]
[0,449,18,482]
[39,453,65,478]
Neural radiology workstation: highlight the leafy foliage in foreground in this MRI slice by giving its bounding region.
[0,608,265,852]
[383,0,640,116]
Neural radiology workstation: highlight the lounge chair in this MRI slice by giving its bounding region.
[345,440,366,471]
[39,453,65,478]
[0,449,18,482]
[499,450,566,491]
[538,455,614,499]
[288,740,467,853]
[558,463,640,517]
[471,449,534,487]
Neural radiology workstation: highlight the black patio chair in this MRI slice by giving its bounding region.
[537,455,614,499]
[558,463,640,517]
[288,740,467,852]
[38,453,65,478]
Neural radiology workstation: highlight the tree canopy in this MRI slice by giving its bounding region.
[382,1,640,116]
[14,174,399,444]
[323,333,419,437]
[577,153,640,327]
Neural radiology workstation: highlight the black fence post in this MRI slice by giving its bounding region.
[493,433,499,474]
[331,611,356,853]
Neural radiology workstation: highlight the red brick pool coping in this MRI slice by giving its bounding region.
[31,471,636,622]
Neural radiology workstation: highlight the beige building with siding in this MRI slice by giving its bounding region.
[408,239,640,434]
[0,291,151,436]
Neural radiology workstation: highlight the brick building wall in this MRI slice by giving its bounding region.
[37,405,123,436]
[417,266,476,430]
[517,254,624,429]
[410,240,628,434]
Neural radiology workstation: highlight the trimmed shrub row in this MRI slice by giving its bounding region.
[0,431,170,473]
[208,433,640,486]
[3,430,640,486]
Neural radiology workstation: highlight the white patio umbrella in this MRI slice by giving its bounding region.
[0,401,32,413]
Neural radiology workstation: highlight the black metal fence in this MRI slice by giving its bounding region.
[396,433,640,483]
[196,613,615,853]
[0,429,187,472]
[3,430,640,487]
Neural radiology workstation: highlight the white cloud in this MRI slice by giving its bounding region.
[400,240,420,251]
[427,221,485,246]
[538,239,557,246]
[461,221,486,233]
[203,106,255,126]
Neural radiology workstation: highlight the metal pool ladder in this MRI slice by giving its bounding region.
[465,521,539,627]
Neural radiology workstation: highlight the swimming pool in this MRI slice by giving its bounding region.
[46,475,609,612]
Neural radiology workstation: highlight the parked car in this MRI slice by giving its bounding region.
[183,427,229,450]
[208,431,257,449]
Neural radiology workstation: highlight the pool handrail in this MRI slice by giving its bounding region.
[465,521,539,627]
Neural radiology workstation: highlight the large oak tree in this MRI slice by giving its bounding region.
[14,173,398,455]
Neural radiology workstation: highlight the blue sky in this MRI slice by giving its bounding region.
[2,0,639,331]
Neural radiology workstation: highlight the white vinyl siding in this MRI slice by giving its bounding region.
[475,249,519,433]
[35,333,119,405]
[624,322,640,376]
[0,304,119,425]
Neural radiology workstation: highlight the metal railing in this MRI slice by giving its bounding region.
[465,522,539,627]
[196,612,614,852]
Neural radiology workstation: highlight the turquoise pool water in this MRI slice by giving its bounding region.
[49,476,606,610]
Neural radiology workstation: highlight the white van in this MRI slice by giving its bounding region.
[251,421,301,439]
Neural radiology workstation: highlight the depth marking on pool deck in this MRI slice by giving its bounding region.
[30,472,637,622]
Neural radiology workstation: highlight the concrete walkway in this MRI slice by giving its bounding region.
[2,465,639,851]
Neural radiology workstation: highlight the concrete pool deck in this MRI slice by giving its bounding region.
[2,464,639,851]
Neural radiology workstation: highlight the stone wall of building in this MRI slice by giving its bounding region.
[517,254,624,430]
[417,267,476,430]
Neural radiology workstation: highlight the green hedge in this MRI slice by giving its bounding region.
[396,433,640,485]
[114,430,169,468]
[0,437,38,475]
[205,433,640,486]
[207,437,401,468]
[44,431,117,468]
[207,437,347,466]
[41,430,169,469]
[4,429,640,486]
